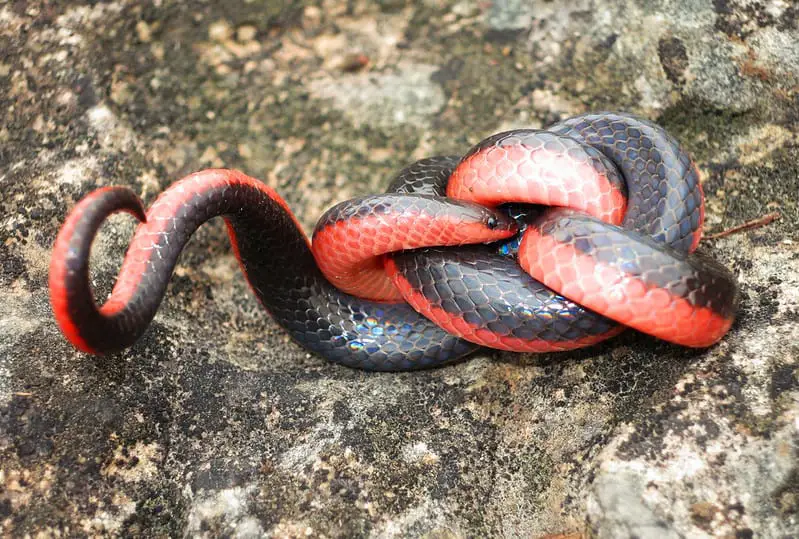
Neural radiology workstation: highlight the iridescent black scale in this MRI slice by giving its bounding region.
[386,156,459,195]
[392,246,619,344]
[549,112,702,251]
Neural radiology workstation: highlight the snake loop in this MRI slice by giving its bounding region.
[49,113,739,370]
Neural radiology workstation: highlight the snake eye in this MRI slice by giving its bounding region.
[486,216,498,229]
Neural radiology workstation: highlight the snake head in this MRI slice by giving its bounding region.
[448,201,518,244]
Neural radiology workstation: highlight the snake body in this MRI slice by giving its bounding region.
[49,113,738,370]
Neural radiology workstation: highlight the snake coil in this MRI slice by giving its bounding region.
[50,113,738,370]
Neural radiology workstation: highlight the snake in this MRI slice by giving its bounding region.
[49,113,738,370]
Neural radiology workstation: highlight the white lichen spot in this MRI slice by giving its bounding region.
[270,520,320,538]
[101,441,162,483]
[185,486,264,538]
[55,158,96,186]
[56,2,125,29]
[660,438,706,480]
[80,497,136,536]
[370,500,457,539]
[87,105,136,153]
[401,441,440,466]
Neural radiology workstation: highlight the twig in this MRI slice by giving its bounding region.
[704,212,781,240]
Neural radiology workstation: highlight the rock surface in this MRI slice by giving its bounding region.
[1,0,797,537]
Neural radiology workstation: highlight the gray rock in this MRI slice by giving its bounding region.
[0,0,796,537]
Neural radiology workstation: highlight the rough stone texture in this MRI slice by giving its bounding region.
[1,0,797,537]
